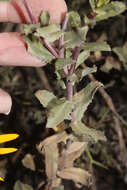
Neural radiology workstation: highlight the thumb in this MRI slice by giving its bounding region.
[0,89,12,115]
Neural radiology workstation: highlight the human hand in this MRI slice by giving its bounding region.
[0,0,67,114]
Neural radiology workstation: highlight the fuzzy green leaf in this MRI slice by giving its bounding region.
[46,99,74,128]
[96,0,110,8]
[23,36,54,62]
[36,24,63,42]
[76,51,90,68]
[73,81,103,121]
[71,121,106,142]
[40,11,50,26]
[68,11,81,27]
[77,26,89,41]
[113,42,127,64]
[76,66,97,81]
[95,1,126,21]
[23,24,40,35]
[82,41,111,52]
[55,58,74,71]
[35,90,57,108]
[64,31,83,49]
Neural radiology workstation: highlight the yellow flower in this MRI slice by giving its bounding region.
[0,134,19,181]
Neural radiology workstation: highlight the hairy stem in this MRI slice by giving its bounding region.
[42,39,59,58]
[69,46,80,75]
[66,80,73,102]
[23,0,36,24]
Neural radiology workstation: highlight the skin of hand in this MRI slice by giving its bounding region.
[0,0,67,114]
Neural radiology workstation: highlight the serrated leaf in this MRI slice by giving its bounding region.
[64,31,83,49]
[57,167,91,186]
[68,11,81,27]
[76,66,97,81]
[40,11,50,26]
[35,90,57,108]
[55,58,74,71]
[76,51,90,68]
[23,24,40,35]
[14,181,33,190]
[23,36,54,62]
[95,1,126,21]
[0,148,17,155]
[73,81,103,121]
[0,134,19,144]
[71,121,106,142]
[46,99,74,128]
[82,41,111,52]
[36,24,63,43]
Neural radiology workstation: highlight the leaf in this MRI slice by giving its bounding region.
[45,143,59,179]
[59,142,87,169]
[46,98,74,128]
[68,11,81,27]
[22,154,35,171]
[0,134,19,144]
[71,121,106,143]
[82,41,111,52]
[14,181,33,190]
[64,31,83,49]
[95,1,126,21]
[35,90,57,108]
[0,148,17,155]
[100,56,121,73]
[76,51,90,68]
[37,132,70,151]
[96,0,110,8]
[23,36,54,62]
[55,58,74,71]
[57,167,91,186]
[73,81,103,121]
[52,186,64,190]
[113,42,127,64]
[23,24,40,35]
[77,26,89,41]
[36,24,63,43]
[40,11,50,26]
[76,66,97,81]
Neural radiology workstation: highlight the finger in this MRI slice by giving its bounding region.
[0,89,12,115]
[0,32,46,67]
[0,0,67,24]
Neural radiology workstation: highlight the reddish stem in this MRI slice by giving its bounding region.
[42,39,59,58]
[23,0,36,24]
